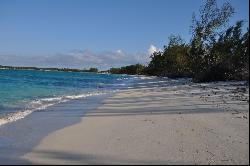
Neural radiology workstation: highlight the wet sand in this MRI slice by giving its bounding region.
[0,94,111,164]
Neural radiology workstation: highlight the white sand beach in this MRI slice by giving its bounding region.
[23,77,249,165]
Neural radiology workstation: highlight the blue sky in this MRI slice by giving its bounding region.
[0,0,249,69]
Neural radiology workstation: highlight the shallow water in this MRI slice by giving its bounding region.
[0,69,137,164]
[0,69,133,125]
[0,94,112,164]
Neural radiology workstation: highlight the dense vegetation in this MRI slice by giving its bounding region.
[1,1,248,82]
[110,0,249,82]
[109,64,145,75]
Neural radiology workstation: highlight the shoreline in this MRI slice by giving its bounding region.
[0,93,114,164]
[0,91,115,127]
[22,77,249,164]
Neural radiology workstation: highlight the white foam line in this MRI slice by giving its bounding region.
[0,91,115,127]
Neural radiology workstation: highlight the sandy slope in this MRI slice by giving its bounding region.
[23,77,249,165]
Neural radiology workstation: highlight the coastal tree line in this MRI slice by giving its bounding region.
[0,65,99,73]
[109,0,249,82]
[1,0,248,82]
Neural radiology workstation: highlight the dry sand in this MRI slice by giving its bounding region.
[23,77,249,165]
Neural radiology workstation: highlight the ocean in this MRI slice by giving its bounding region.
[0,69,132,126]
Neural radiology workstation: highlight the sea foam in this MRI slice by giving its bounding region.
[0,91,116,126]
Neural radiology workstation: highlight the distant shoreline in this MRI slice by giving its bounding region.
[0,65,107,73]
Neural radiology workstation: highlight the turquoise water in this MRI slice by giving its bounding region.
[0,69,132,125]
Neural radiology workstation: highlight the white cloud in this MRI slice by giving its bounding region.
[148,44,161,55]
[116,49,123,54]
[0,49,152,70]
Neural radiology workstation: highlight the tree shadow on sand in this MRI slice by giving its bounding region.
[24,149,191,165]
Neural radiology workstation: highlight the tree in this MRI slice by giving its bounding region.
[145,51,165,76]
[211,21,249,80]
[189,0,234,74]
[161,35,191,77]
[144,35,191,78]
[109,67,121,74]
[89,68,98,73]
[109,64,145,75]
[194,21,249,82]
